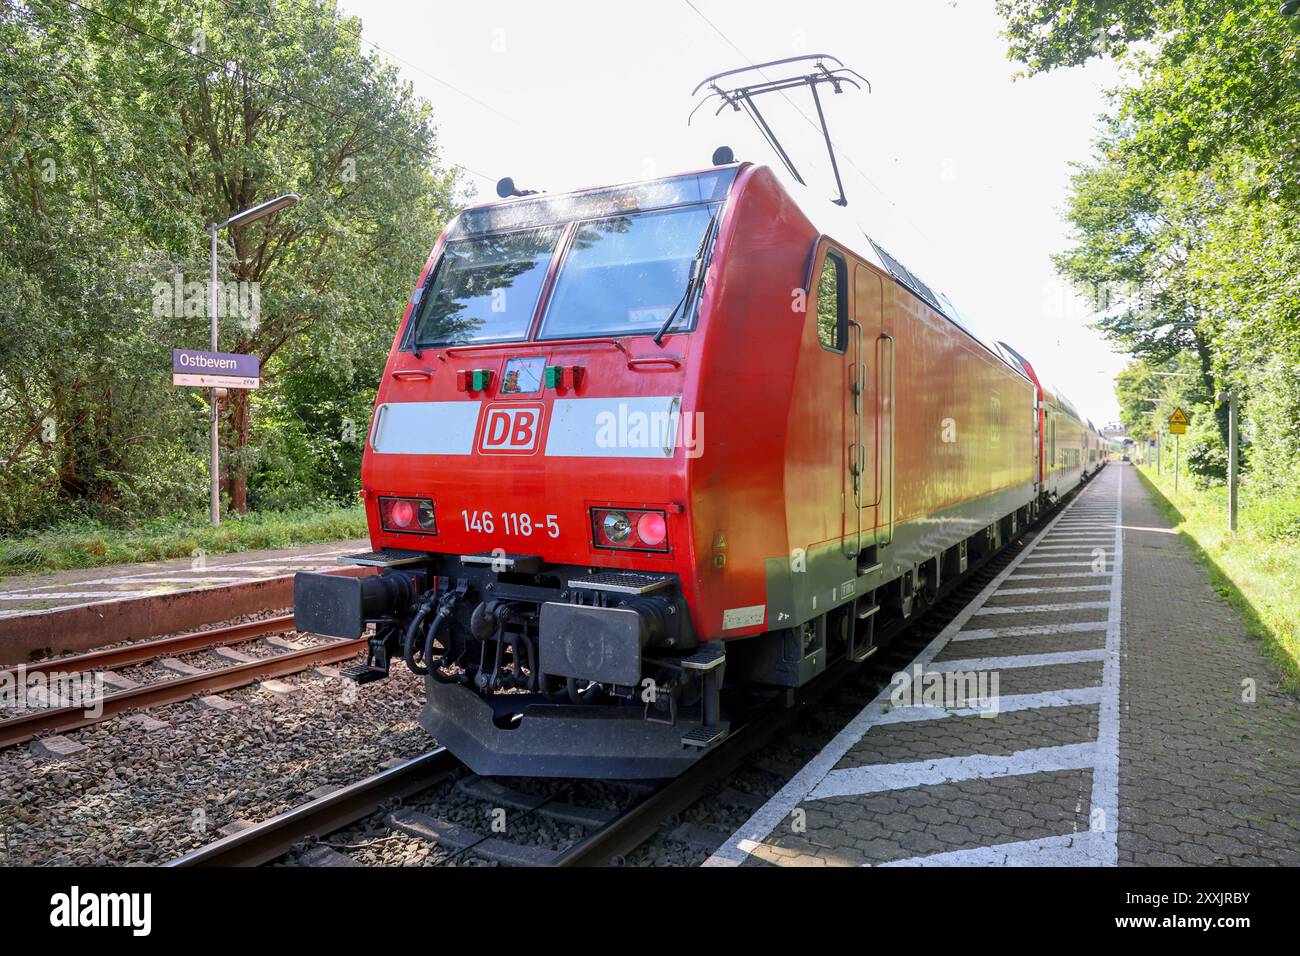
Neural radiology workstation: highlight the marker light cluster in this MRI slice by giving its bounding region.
[380,496,437,534]
[545,364,584,392]
[590,508,669,552]
[456,369,494,392]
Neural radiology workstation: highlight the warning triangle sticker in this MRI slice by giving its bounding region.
[1168,407,1190,426]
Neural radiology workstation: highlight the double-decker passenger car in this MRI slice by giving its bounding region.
[294,161,1105,778]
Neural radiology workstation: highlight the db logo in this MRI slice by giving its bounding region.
[478,403,544,455]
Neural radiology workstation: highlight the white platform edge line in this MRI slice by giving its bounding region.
[808,741,1098,799]
[993,585,1113,596]
[1084,465,1123,865]
[972,601,1110,615]
[0,547,355,595]
[1007,572,1113,581]
[952,621,1108,641]
[876,831,1097,867]
[870,685,1103,725]
[922,648,1106,672]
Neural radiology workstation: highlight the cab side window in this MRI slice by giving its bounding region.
[816,251,847,352]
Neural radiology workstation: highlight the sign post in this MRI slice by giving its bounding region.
[210,228,218,527]
[1216,391,1238,531]
[194,193,299,525]
[1168,407,1189,493]
[172,349,260,525]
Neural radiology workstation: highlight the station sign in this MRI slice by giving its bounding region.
[1168,407,1189,435]
[172,349,260,390]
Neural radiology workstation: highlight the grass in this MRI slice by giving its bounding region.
[1135,462,1300,692]
[0,503,367,579]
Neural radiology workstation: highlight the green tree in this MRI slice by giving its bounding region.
[1001,0,1300,451]
[1,1,206,529]
[0,0,465,529]
[85,0,463,511]
[1053,133,1225,440]
[996,0,1160,74]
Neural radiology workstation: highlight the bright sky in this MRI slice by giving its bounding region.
[338,0,1127,424]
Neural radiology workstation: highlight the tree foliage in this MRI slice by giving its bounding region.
[996,0,1162,74]
[1,0,465,532]
[1001,0,1300,490]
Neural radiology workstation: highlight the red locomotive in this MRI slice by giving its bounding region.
[294,161,1105,778]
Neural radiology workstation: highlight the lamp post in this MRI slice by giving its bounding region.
[207,194,299,525]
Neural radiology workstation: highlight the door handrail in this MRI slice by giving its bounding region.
[846,319,864,557]
[876,332,895,546]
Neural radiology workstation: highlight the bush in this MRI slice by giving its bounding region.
[1186,434,1227,485]
[1181,401,1228,486]
[1244,481,1300,540]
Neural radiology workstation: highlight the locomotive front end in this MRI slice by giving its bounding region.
[293,167,738,778]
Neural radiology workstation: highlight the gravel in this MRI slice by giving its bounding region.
[0,630,430,866]
[302,773,646,867]
[1,610,931,868]
[1,646,892,867]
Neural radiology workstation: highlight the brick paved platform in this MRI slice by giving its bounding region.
[706,464,1300,867]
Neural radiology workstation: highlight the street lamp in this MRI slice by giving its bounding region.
[208,194,299,525]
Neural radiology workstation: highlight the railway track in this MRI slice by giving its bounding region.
[0,614,362,748]
[165,513,1045,868]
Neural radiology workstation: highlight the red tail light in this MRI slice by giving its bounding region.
[591,508,669,552]
[380,496,437,534]
[635,511,668,547]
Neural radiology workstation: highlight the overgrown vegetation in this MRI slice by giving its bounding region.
[997,0,1300,682]
[1,1,465,537]
[1136,463,1300,689]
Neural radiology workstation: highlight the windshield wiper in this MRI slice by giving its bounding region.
[654,213,718,346]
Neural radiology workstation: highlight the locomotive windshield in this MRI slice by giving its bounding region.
[538,204,717,340]
[407,226,563,348]
[405,167,736,349]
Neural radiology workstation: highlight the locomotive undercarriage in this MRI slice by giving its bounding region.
[294,557,731,778]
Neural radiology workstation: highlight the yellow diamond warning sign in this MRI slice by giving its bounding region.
[1168,407,1189,434]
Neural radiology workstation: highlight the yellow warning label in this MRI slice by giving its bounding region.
[1168,407,1190,426]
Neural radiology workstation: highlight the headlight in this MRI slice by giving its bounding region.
[591,507,669,552]
[601,510,632,543]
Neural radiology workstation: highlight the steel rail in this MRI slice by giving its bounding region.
[553,654,862,866]
[166,749,461,867]
[0,636,363,748]
[2,614,296,680]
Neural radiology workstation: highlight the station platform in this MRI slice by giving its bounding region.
[706,464,1300,867]
[0,539,368,617]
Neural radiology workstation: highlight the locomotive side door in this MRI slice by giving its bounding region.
[1033,399,1042,494]
[853,266,884,550]
[813,249,854,557]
